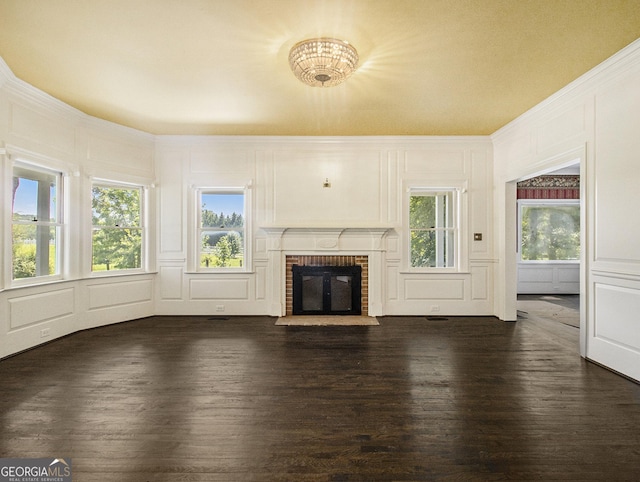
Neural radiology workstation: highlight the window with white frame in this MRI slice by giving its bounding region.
[91,182,144,272]
[11,163,63,281]
[409,189,457,268]
[519,200,580,261]
[198,190,245,269]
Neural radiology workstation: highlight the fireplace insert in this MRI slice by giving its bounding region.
[292,265,362,315]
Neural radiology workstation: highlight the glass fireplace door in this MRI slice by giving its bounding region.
[292,265,361,315]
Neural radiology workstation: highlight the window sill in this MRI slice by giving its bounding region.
[89,270,157,279]
[400,268,469,275]
[1,271,157,293]
[518,260,580,264]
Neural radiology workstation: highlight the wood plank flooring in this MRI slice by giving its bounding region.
[1,314,639,481]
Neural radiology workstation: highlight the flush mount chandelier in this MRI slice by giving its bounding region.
[288,38,359,87]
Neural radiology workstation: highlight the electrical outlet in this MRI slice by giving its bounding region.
[216,305,225,312]
[430,305,440,313]
[40,328,50,338]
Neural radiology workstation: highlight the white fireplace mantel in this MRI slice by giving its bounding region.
[260,225,395,252]
[261,225,395,317]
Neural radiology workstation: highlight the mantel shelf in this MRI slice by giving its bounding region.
[260,225,395,235]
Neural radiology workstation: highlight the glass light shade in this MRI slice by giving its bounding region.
[288,38,358,87]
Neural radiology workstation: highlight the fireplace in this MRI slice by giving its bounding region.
[292,265,362,315]
[261,226,391,318]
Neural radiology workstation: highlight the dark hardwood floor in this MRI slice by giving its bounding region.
[1,313,639,481]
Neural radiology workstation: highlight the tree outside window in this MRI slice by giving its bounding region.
[92,184,143,271]
[520,202,580,261]
[11,165,62,280]
[410,190,456,268]
[199,192,244,269]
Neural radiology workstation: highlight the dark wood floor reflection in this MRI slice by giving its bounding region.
[1,314,639,481]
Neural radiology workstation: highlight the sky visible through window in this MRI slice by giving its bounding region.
[202,193,244,216]
[13,178,38,216]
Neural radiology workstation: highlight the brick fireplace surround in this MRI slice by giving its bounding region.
[285,255,369,316]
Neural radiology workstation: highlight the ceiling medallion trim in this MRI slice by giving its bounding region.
[288,38,359,87]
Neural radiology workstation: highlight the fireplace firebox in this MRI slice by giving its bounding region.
[292,265,362,316]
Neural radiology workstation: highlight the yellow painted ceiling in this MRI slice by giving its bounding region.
[0,0,639,136]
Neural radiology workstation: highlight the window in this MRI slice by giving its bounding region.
[92,183,143,272]
[409,190,457,268]
[198,190,245,269]
[519,201,580,261]
[11,164,63,281]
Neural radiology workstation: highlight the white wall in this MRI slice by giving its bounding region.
[154,136,495,317]
[0,60,156,358]
[493,39,640,381]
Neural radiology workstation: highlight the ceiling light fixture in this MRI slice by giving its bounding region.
[288,38,358,87]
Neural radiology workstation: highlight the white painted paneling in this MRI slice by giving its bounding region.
[190,279,249,300]
[517,263,579,294]
[190,149,250,173]
[87,133,153,172]
[594,65,640,265]
[558,266,579,282]
[519,266,554,282]
[9,288,74,329]
[470,149,490,255]
[594,283,640,352]
[255,265,266,300]
[536,104,586,154]
[88,279,153,310]
[254,237,267,257]
[272,150,381,225]
[159,266,183,300]
[405,279,464,300]
[10,103,76,154]
[471,265,488,300]
[158,152,184,253]
[387,266,399,300]
[403,150,465,174]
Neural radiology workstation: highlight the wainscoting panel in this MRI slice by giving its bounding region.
[88,279,153,310]
[517,263,579,294]
[159,266,183,300]
[594,283,640,351]
[9,288,74,329]
[471,265,489,300]
[189,278,249,300]
[404,279,465,300]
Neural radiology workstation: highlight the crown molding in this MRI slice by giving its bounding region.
[0,55,153,143]
[155,134,492,149]
[0,57,13,88]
